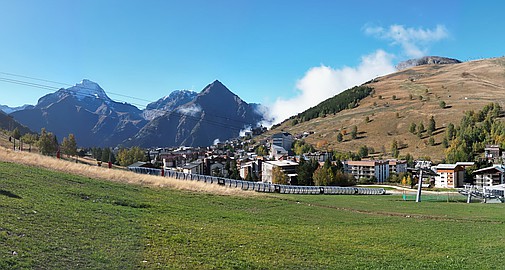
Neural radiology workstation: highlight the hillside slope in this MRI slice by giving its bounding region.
[1,156,504,269]
[272,57,505,161]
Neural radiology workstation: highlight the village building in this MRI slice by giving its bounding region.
[434,164,465,188]
[203,156,229,177]
[484,145,504,163]
[270,144,288,160]
[304,152,332,162]
[345,160,389,183]
[127,161,155,169]
[456,161,475,169]
[388,159,407,175]
[261,160,298,184]
[271,132,294,151]
[473,165,505,187]
[239,159,262,180]
[181,160,204,174]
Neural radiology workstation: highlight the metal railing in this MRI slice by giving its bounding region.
[128,167,386,195]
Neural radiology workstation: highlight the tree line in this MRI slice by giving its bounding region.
[271,85,373,129]
[444,102,503,163]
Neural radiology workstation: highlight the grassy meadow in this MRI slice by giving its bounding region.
[1,159,505,269]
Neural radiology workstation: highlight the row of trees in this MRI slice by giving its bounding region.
[11,128,78,158]
[288,159,355,187]
[445,103,503,163]
[409,116,436,137]
[336,125,358,142]
[288,86,373,124]
[12,127,151,168]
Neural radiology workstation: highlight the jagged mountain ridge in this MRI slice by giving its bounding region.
[10,79,265,148]
[11,80,147,147]
[0,104,33,114]
[142,90,198,121]
[396,56,461,70]
[128,80,264,147]
[0,110,32,135]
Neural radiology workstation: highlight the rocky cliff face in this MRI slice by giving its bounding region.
[396,56,462,70]
[11,80,147,147]
[142,90,198,121]
[128,80,264,147]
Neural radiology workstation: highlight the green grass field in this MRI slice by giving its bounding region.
[1,161,505,269]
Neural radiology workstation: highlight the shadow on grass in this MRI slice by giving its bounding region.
[0,189,22,199]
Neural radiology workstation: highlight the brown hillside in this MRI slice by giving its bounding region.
[271,57,505,162]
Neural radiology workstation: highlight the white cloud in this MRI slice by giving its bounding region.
[264,24,449,125]
[267,50,396,124]
[177,104,202,117]
[365,24,448,58]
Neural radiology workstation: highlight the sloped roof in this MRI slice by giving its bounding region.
[127,161,149,168]
[436,164,460,170]
[473,165,505,174]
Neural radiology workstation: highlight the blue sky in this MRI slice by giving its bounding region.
[1,1,504,122]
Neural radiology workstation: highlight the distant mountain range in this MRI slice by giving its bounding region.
[128,80,264,147]
[0,110,31,135]
[7,79,264,148]
[0,104,33,114]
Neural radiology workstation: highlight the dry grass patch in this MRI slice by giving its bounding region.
[0,147,256,197]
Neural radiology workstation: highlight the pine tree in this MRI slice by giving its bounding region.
[428,136,435,146]
[337,132,343,142]
[61,134,77,157]
[446,123,455,140]
[409,122,417,134]
[418,122,425,134]
[351,125,358,139]
[391,140,399,158]
[427,116,436,136]
[38,128,58,156]
[296,158,318,186]
[11,128,21,140]
[358,145,368,158]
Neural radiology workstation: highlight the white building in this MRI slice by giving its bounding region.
[434,164,465,188]
[473,165,505,187]
[271,132,294,151]
[345,160,390,183]
[181,160,204,174]
[270,144,288,160]
[261,160,298,184]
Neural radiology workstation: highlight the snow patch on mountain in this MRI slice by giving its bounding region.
[66,79,110,102]
[143,90,198,120]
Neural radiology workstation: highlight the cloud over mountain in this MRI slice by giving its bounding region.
[266,24,449,125]
[268,50,395,124]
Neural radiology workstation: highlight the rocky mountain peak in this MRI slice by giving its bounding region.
[67,79,109,101]
[396,56,462,70]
